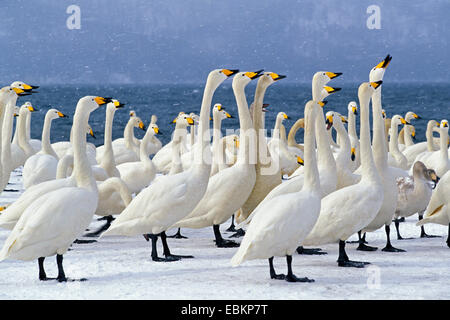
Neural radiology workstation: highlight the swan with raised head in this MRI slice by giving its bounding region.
[302,81,384,267]
[0,96,110,281]
[101,68,239,261]
[231,100,320,282]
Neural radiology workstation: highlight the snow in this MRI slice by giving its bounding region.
[0,168,449,300]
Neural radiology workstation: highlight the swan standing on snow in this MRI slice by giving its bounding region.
[303,81,384,267]
[22,109,68,188]
[101,69,239,261]
[231,100,320,282]
[172,70,263,247]
[394,161,439,239]
[0,96,110,281]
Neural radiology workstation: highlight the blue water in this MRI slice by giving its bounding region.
[17,83,450,147]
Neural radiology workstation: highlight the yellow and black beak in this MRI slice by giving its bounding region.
[270,72,287,81]
[217,104,223,111]
[27,105,38,112]
[325,115,333,130]
[13,113,19,117]
[324,86,341,94]
[370,81,383,89]
[318,101,328,108]
[235,138,240,148]
[382,110,387,118]
[325,72,343,79]
[413,113,421,119]
[12,88,30,96]
[341,116,348,123]
[374,54,392,69]
[57,111,67,118]
[153,127,160,134]
[352,106,358,115]
[89,128,96,139]
[351,148,356,161]
[412,130,416,140]
[113,100,125,108]
[297,156,304,166]
[187,117,195,125]
[225,112,233,118]
[94,97,112,106]
[139,121,146,131]
[283,113,289,120]
[245,70,264,80]
[221,69,239,77]
[430,172,440,185]
[443,121,449,128]
[400,117,410,125]
[20,83,39,95]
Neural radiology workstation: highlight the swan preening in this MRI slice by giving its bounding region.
[1,58,449,284]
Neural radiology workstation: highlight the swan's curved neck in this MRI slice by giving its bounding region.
[371,88,388,170]
[403,125,414,147]
[426,124,438,151]
[12,116,19,144]
[389,122,402,155]
[17,109,33,155]
[273,116,283,140]
[56,154,74,179]
[26,110,31,141]
[169,125,185,175]
[124,119,137,150]
[347,111,358,140]
[1,96,18,163]
[439,128,449,162]
[41,114,58,158]
[287,118,305,150]
[139,129,155,168]
[333,121,351,163]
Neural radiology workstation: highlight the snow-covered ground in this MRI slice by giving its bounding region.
[0,169,449,300]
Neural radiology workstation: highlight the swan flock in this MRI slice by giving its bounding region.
[0,57,448,284]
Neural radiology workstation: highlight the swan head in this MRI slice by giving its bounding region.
[13,106,20,117]
[232,70,264,89]
[358,81,382,101]
[213,104,232,120]
[148,123,160,135]
[325,111,346,130]
[257,72,287,88]
[175,113,195,127]
[312,72,342,101]
[369,54,392,82]
[22,102,38,112]
[405,111,421,122]
[391,115,410,127]
[414,161,440,184]
[348,101,358,115]
[439,120,449,129]
[10,81,39,96]
[208,69,239,90]
[277,112,289,121]
[223,134,239,154]
[86,124,96,139]
[78,96,112,114]
[47,108,68,120]
[318,86,341,105]
[131,116,146,131]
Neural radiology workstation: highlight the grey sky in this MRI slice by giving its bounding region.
[1,0,449,84]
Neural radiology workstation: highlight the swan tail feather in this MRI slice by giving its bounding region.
[173,215,211,229]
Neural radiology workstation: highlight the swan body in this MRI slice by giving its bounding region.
[387,115,409,170]
[403,120,439,167]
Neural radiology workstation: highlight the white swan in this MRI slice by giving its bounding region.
[403,120,439,167]
[210,104,233,176]
[172,70,263,247]
[394,161,438,239]
[416,169,450,248]
[347,101,360,172]
[414,120,450,177]
[0,96,110,282]
[102,68,239,261]
[387,115,409,170]
[116,121,159,194]
[22,109,68,188]
[10,104,38,170]
[231,100,321,282]
[302,81,384,267]
[145,115,162,156]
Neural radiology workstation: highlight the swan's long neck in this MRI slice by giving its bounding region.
[124,119,137,150]
[190,125,196,146]
[333,121,351,164]
[72,103,97,191]
[139,129,156,171]
[272,115,283,140]
[348,111,358,141]
[232,83,255,165]
[439,128,449,163]
[303,103,320,193]
[26,110,31,141]
[169,125,185,175]
[371,88,388,170]
[41,113,58,158]
[389,122,402,155]
[1,96,17,165]
[100,107,117,174]
[403,125,414,147]
[287,118,305,150]
[17,109,33,156]
[315,107,336,172]
[12,115,19,145]
[426,123,438,151]
[360,89,380,182]
[192,79,215,174]
[211,114,224,174]
[99,177,132,206]
[56,154,74,179]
